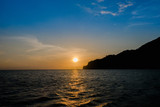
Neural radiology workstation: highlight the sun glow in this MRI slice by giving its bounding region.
[73,58,78,63]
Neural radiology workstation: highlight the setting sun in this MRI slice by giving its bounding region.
[73,58,78,63]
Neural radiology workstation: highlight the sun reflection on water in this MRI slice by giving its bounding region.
[56,70,94,106]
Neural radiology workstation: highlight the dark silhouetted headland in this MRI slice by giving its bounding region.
[83,37,160,69]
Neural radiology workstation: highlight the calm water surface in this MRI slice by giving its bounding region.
[0,69,160,107]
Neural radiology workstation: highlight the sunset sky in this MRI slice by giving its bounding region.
[0,0,160,69]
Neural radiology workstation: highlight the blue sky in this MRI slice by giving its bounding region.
[0,0,160,69]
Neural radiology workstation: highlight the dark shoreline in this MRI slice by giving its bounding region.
[84,37,160,69]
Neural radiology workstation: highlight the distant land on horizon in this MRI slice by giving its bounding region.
[83,37,160,69]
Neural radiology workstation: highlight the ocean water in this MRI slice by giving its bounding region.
[0,70,160,107]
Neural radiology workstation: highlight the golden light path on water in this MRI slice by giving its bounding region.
[54,70,109,107]
[56,70,94,106]
[31,69,112,107]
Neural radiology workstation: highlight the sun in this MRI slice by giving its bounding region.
[73,58,78,63]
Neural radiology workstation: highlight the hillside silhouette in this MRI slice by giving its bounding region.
[83,37,160,69]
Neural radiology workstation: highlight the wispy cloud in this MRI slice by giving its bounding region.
[131,15,145,19]
[131,1,160,20]
[100,10,116,16]
[132,11,138,15]
[99,6,107,9]
[91,2,96,5]
[118,1,133,13]
[153,15,160,18]
[0,36,87,56]
[77,0,133,16]
[97,0,104,3]
[15,37,66,52]
[131,14,160,20]
[127,22,153,28]
[77,4,93,14]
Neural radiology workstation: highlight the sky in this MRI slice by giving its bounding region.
[0,0,160,69]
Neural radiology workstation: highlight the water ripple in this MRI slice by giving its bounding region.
[1,69,160,107]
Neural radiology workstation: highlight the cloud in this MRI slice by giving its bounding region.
[77,4,93,14]
[131,14,160,20]
[118,1,133,13]
[97,0,104,3]
[0,36,87,57]
[131,15,145,19]
[100,11,117,16]
[91,2,107,9]
[127,22,153,28]
[99,1,133,16]
[15,37,66,52]
[131,1,160,21]
[132,11,138,15]
[77,0,133,16]
[99,6,107,9]
[153,15,160,18]
[91,2,96,5]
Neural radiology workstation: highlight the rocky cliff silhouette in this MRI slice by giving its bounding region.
[83,37,160,69]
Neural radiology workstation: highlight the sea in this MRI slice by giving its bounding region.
[0,69,160,107]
